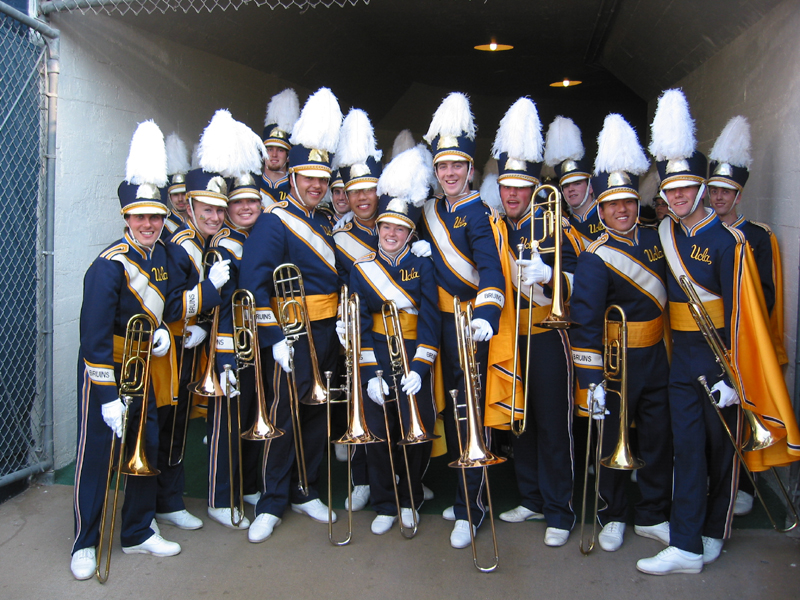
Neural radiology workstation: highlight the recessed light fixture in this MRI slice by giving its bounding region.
[550,79,582,88]
[475,38,513,52]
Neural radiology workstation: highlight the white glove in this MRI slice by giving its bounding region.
[517,250,553,286]
[711,379,739,408]
[101,398,127,438]
[184,325,207,349]
[367,376,390,406]
[401,371,422,396]
[333,211,354,230]
[151,328,171,357]
[272,339,293,373]
[471,318,494,342]
[590,384,608,421]
[335,319,347,348]
[410,240,432,258]
[220,369,240,397]
[208,259,232,290]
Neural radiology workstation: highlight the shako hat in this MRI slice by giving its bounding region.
[118,120,169,216]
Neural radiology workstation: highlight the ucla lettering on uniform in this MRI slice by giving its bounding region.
[518,236,533,250]
[644,246,664,262]
[322,225,332,236]
[690,244,712,264]
[589,222,606,234]
[151,265,169,281]
[453,215,468,228]
[400,267,419,281]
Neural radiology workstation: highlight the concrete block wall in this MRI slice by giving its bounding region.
[49,13,306,468]
[666,0,800,401]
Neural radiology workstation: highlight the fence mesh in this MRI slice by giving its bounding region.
[40,0,369,17]
[0,13,48,481]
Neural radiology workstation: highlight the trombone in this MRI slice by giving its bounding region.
[273,263,327,497]
[680,275,799,532]
[379,300,439,538]
[579,305,644,555]
[450,296,505,573]
[325,289,383,546]
[510,183,573,436]
[96,314,160,583]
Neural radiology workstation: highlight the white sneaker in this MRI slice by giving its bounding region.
[334,443,348,462]
[499,505,544,523]
[292,498,337,523]
[371,514,397,535]
[634,521,670,545]
[734,490,754,516]
[248,513,281,543]
[150,518,160,536]
[401,508,419,529]
[155,509,203,530]
[122,533,181,557]
[544,527,570,547]
[344,485,370,511]
[442,505,455,521]
[598,521,626,552]
[422,484,434,501]
[207,506,251,530]
[450,520,476,549]
[70,547,96,580]
[243,492,261,506]
[636,546,703,575]
[702,536,724,564]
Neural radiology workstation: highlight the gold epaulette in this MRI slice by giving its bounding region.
[211,227,231,246]
[100,242,129,260]
[333,221,353,234]
[171,228,195,245]
[749,220,773,235]
[353,252,376,264]
[585,232,609,254]
[721,221,747,243]
[265,200,289,214]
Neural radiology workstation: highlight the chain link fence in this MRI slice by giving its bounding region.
[39,0,368,17]
[0,12,49,485]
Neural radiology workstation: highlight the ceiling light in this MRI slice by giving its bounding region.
[550,79,582,88]
[475,39,513,52]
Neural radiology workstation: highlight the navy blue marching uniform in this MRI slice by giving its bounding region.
[73,230,171,554]
[420,190,505,525]
[260,173,290,206]
[568,198,606,250]
[161,174,188,240]
[731,217,774,313]
[571,226,673,528]
[334,220,378,277]
[352,246,440,515]
[506,207,579,530]
[239,193,343,517]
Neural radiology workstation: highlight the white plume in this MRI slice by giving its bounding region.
[190,143,200,170]
[165,133,190,176]
[483,157,498,176]
[391,129,416,160]
[264,88,300,132]
[648,89,696,161]
[336,108,382,168]
[639,167,661,202]
[377,144,435,208]
[544,116,585,166]
[230,120,268,178]
[709,115,752,169]
[491,97,543,162]
[594,114,649,176]
[424,92,476,144]
[289,87,343,153]
[198,109,244,177]
[479,173,503,216]
[125,120,167,187]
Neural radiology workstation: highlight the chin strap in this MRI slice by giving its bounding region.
[596,200,640,237]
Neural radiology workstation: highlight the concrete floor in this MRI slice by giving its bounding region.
[1,483,799,600]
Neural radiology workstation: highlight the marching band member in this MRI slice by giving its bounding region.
[544,116,605,249]
[415,92,506,549]
[155,110,235,534]
[162,133,191,238]
[327,169,351,224]
[637,89,800,575]
[260,88,300,206]
[570,114,672,553]
[348,144,439,534]
[483,98,579,547]
[206,119,268,529]
[72,122,179,579]
[239,87,344,543]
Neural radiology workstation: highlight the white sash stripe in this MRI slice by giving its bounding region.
[273,208,336,272]
[594,245,668,309]
[509,251,549,306]
[111,254,165,322]
[360,349,377,365]
[658,219,720,303]
[424,201,480,288]
[217,336,234,351]
[219,237,243,260]
[476,288,504,309]
[335,232,373,263]
[358,261,418,314]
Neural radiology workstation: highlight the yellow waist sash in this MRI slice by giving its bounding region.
[438,287,473,314]
[516,305,552,336]
[113,333,176,407]
[625,315,664,348]
[372,312,418,340]
[670,299,724,331]
[271,292,338,322]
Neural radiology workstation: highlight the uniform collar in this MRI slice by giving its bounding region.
[606,226,638,246]
[444,190,481,212]
[353,218,377,235]
[569,197,599,223]
[378,244,410,267]
[678,207,718,237]
[287,193,313,218]
[731,214,746,229]
[124,229,154,260]
[223,218,251,237]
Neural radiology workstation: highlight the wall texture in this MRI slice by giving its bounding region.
[49,13,306,468]
[664,0,800,403]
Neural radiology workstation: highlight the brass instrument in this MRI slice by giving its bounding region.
[169,249,223,466]
[96,314,160,583]
[273,263,325,497]
[379,300,439,538]
[450,296,505,573]
[579,306,644,555]
[222,363,245,527]
[510,183,573,436]
[325,289,383,546]
[680,275,799,532]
